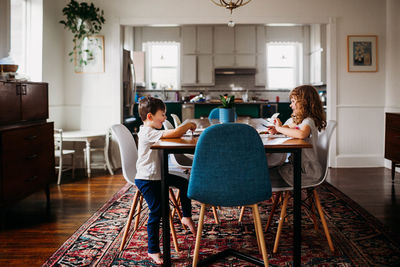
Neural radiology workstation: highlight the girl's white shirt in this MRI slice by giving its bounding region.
[136,125,164,181]
[278,117,323,186]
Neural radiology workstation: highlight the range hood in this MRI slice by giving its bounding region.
[215,67,256,75]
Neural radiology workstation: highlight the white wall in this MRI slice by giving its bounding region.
[0,0,10,58]
[46,0,400,168]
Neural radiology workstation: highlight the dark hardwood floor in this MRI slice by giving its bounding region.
[0,167,399,266]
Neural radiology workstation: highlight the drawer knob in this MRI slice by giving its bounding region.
[25,175,38,182]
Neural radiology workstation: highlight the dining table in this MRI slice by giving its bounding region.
[151,118,312,267]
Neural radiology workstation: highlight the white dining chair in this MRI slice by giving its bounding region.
[266,120,337,253]
[111,124,187,252]
[171,113,182,128]
[54,129,76,185]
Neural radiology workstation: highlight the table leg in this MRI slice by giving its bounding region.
[293,149,302,267]
[104,139,114,175]
[86,141,92,178]
[161,150,171,266]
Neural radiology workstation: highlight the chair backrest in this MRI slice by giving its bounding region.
[208,108,220,120]
[188,123,272,207]
[163,120,174,130]
[54,129,63,152]
[170,114,181,128]
[111,124,138,184]
[316,120,337,183]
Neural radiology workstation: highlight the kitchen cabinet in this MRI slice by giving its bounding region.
[385,113,400,181]
[182,26,196,54]
[235,26,256,54]
[235,55,256,67]
[181,55,197,84]
[0,82,48,125]
[0,81,54,208]
[197,26,213,54]
[255,55,266,86]
[181,55,213,85]
[214,26,235,54]
[197,55,213,84]
[181,26,213,85]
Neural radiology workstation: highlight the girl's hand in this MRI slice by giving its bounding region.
[274,118,283,128]
[267,126,278,135]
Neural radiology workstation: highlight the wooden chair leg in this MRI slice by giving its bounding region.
[252,204,269,267]
[238,206,246,222]
[134,195,143,231]
[192,204,206,267]
[212,206,220,224]
[273,192,290,253]
[71,154,75,179]
[265,192,281,232]
[120,189,141,250]
[169,209,180,252]
[313,189,334,252]
[169,189,187,230]
[252,206,262,255]
[307,190,318,230]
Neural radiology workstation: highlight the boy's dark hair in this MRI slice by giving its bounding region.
[138,97,166,121]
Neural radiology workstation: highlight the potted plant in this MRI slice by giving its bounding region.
[59,0,105,70]
[219,94,236,123]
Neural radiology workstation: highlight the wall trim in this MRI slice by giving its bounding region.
[337,105,385,108]
[336,154,384,167]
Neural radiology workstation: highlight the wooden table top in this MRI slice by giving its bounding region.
[151,118,312,150]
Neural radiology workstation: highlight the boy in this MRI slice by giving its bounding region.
[135,96,196,264]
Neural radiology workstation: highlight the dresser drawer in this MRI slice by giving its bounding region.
[1,148,53,201]
[385,128,400,162]
[1,123,53,152]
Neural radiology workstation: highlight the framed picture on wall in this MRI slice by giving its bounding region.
[347,35,378,72]
[75,35,105,73]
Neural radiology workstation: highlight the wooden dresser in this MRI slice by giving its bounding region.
[0,81,54,207]
[385,113,400,181]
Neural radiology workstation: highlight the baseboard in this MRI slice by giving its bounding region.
[336,154,384,167]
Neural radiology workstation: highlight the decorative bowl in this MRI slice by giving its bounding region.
[0,64,19,72]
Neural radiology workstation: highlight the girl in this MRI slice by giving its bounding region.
[269,85,326,186]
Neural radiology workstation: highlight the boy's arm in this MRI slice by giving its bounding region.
[161,122,197,139]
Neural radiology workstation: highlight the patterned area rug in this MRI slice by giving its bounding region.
[42,182,400,266]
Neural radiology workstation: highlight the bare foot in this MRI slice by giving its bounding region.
[148,252,163,265]
[181,217,196,235]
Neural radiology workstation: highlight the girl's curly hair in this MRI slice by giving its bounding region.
[289,85,326,131]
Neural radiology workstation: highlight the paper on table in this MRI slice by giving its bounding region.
[264,113,280,126]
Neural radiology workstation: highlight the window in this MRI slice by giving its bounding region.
[144,42,180,90]
[266,43,302,89]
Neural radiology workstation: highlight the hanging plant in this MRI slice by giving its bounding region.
[59,0,105,69]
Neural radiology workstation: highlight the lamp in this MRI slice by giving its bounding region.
[211,0,252,14]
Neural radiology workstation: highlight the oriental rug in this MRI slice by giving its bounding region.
[42,182,400,266]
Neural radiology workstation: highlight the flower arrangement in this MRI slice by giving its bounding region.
[219,94,235,109]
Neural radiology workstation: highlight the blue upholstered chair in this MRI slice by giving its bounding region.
[208,107,238,121]
[188,123,272,266]
[208,107,220,120]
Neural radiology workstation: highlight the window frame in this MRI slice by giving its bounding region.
[144,42,180,90]
[266,42,303,90]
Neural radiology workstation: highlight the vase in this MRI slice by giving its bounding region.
[219,108,235,123]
